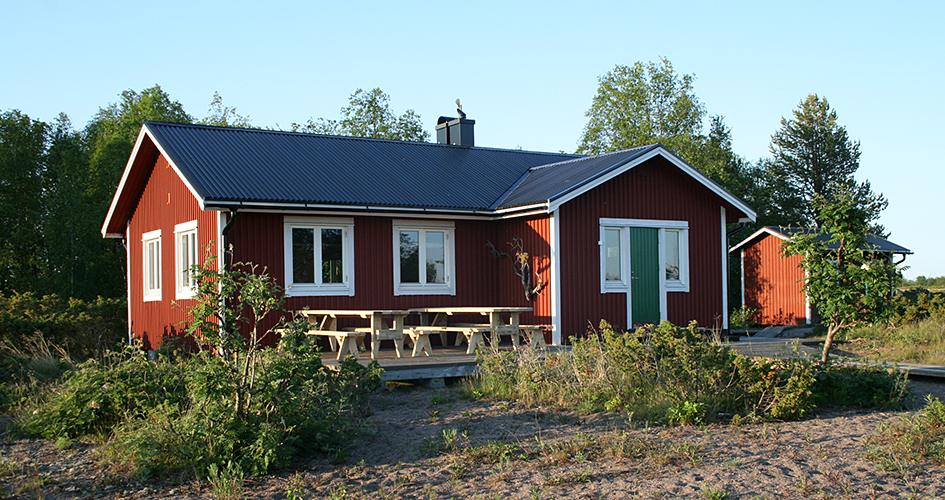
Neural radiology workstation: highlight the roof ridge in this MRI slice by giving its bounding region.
[144,121,579,158]
[527,145,652,171]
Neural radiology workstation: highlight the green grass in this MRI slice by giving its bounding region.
[842,319,945,365]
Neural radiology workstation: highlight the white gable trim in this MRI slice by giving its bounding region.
[101,124,209,238]
[547,146,757,221]
[728,226,789,254]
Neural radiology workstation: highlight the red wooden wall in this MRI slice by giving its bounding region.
[127,155,217,349]
[556,156,730,338]
[227,213,554,345]
[742,233,807,325]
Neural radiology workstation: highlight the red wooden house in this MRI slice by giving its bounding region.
[730,226,911,325]
[102,116,756,349]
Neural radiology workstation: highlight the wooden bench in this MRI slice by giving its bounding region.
[519,325,550,348]
[305,330,365,360]
[407,325,493,355]
[352,327,405,358]
[453,323,525,349]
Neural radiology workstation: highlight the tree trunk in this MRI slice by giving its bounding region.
[821,322,842,364]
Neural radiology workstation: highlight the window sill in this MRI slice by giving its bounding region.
[285,285,354,297]
[394,286,455,296]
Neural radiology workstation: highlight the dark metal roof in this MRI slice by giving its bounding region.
[496,146,655,209]
[744,226,913,255]
[769,226,912,254]
[145,122,580,211]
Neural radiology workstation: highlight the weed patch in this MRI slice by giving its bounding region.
[472,320,906,424]
[867,396,945,471]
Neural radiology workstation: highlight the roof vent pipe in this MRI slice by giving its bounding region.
[435,99,475,147]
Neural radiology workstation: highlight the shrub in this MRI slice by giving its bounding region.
[0,292,126,360]
[21,257,383,479]
[472,320,905,424]
[729,306,758,329]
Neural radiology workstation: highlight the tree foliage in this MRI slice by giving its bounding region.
[198,91,251,128]
[577,58,706,160]
[0,110,47,293]
[767,94,884,227]
[782,185,897,363]
[293,87,429,142]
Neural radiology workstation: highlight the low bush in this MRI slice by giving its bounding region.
[0,292,126,360]
[867,396,945,470]
[19,256,383,479]
[889,289,945,325]
[471,320,906,424]
[23,311,381,480]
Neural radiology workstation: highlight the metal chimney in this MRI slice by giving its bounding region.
[435,99,475,147]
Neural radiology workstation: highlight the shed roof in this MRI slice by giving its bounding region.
[729,226,912,255]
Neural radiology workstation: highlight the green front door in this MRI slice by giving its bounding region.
[630,227,661,325]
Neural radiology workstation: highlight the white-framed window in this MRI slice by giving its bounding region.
[662,228,689,291]
[284,217,354,296]
[599,219,689,293]
[142,229,162,302]
[393,220,455,296]
[601,226,629,291]
[175,220,198,300]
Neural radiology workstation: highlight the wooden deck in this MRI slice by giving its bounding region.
[320,345,480,383]
[319,343,566,384]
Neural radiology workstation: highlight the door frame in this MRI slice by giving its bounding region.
[599,218,689,327]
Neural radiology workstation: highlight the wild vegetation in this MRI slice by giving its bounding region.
[471,320,908,425]
[833,289,945,366]
[3,259,381,484]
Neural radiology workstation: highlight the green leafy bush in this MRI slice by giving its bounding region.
[0,292,126,360]
[21,257,382,479]
[472,320,905,424]
[729,306,758,329]
[889,290,945,325]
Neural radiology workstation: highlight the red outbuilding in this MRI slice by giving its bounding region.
[102,116,756,349]
[730,226,912,326]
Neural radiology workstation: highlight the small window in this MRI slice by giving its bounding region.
[604,228,623,282]
[393,220,455,295]
[284,217,354,296]
[175,221,198,299]
[142,229,162,302]
[663,228,689,291]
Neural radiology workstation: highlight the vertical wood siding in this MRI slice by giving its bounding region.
[228,214,521,346]
[743,234,807,325]
[128,155,217,349]
[557,156,727,338]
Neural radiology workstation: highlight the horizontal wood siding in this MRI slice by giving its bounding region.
[558,156,726,338]
[128,155,217,350]
[743,234,807,325]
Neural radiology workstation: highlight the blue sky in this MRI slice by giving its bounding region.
[3,0,942,279]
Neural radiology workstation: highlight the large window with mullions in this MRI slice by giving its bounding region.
[283,217,354,296]
[392,220,455,296]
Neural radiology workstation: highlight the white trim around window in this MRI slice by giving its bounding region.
[283,216,355,297]
[598,218,690,294]
[142,229,162,302]
[600,226,630,293]
[393,219,455,296]
[175,220,198,300]
[662,227,690,292]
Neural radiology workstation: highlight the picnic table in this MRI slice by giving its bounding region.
[408,307,533,354]
[297,309,408,360]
